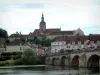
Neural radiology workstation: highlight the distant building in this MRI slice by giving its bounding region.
[47,31,74,39]
[8,32,22,42]
[32,13,85,39]
[9,13,85,40]
[51,41,66,53]
[33,12,61,38]
[6,39,28,52]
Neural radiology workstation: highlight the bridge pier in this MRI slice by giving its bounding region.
[79,55,87,68]
[65,58,70,67]
[56,58,60,66]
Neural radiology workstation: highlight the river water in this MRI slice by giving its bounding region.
[0,65,100,75]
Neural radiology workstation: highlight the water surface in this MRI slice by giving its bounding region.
[0,65,100,75]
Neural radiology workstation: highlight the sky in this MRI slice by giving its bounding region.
[0,0,100,35]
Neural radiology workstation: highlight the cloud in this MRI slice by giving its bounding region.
[0,0,100,35]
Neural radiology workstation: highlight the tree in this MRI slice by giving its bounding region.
[22,48,37,65]
[0,28,8,38]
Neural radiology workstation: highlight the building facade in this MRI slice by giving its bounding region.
[50,34,100,53]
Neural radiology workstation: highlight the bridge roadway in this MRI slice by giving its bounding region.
[45,49,100,68]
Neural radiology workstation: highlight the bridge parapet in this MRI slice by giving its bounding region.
[46,49,100,56]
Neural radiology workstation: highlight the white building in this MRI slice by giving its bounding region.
[51,39,100,53]
[50,34,100,53]
[51,41,66,53]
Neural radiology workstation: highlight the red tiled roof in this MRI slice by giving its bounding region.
[33,28,61,37]
[89,34,100,41]
[55,36,89,44]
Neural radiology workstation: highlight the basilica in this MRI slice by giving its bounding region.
[32,13,85,39]
[9,13,85,39]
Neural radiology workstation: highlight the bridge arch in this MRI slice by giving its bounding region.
[60,56,66,66]
[87,54,99,68]
[51,58,56,66]
[71,55,79,67]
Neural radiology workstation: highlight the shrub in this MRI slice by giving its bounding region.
[22,48,37,65]
[0,63,6,66]
[13,58,24,65]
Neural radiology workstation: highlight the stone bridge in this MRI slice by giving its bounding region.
[45,50,100,68]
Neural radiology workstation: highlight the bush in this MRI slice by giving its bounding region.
[22,48,37,65]
[13,58,24,65]
[0,63,6,66]
[0,61,10,66]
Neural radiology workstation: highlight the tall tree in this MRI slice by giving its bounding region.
[0,28,8,38]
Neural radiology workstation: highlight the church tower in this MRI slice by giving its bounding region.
[39,12,46,31]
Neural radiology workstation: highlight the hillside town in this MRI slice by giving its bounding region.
[0,13,100,57]
[0,13,100,67]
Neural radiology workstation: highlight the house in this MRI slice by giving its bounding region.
[51,41,66,53]
[6,39,28,52]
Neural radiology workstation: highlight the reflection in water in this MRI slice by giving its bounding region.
[88,67,100,74]
[0,66,100,75]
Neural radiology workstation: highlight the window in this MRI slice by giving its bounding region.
[20,47,22,50]
[78,41,81,44]
[67,46,70,48]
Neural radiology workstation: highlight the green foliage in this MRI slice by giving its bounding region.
[0,62,7,66]
[13,54,22,60]
[20,38,26,43]
[13,58,24,65]
[1,51,22,60]
[22,48,37,65]
[0,28,8,38]
[26,36,54,46]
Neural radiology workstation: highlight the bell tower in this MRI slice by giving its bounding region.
[39,12,46,31]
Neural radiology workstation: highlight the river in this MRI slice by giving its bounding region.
[0,65,100,75]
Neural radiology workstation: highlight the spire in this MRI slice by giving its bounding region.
[42,12,43,17]
[39,12,46,31]
[41,12,44,21]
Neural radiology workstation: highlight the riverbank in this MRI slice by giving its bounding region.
[0,65,47,69]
